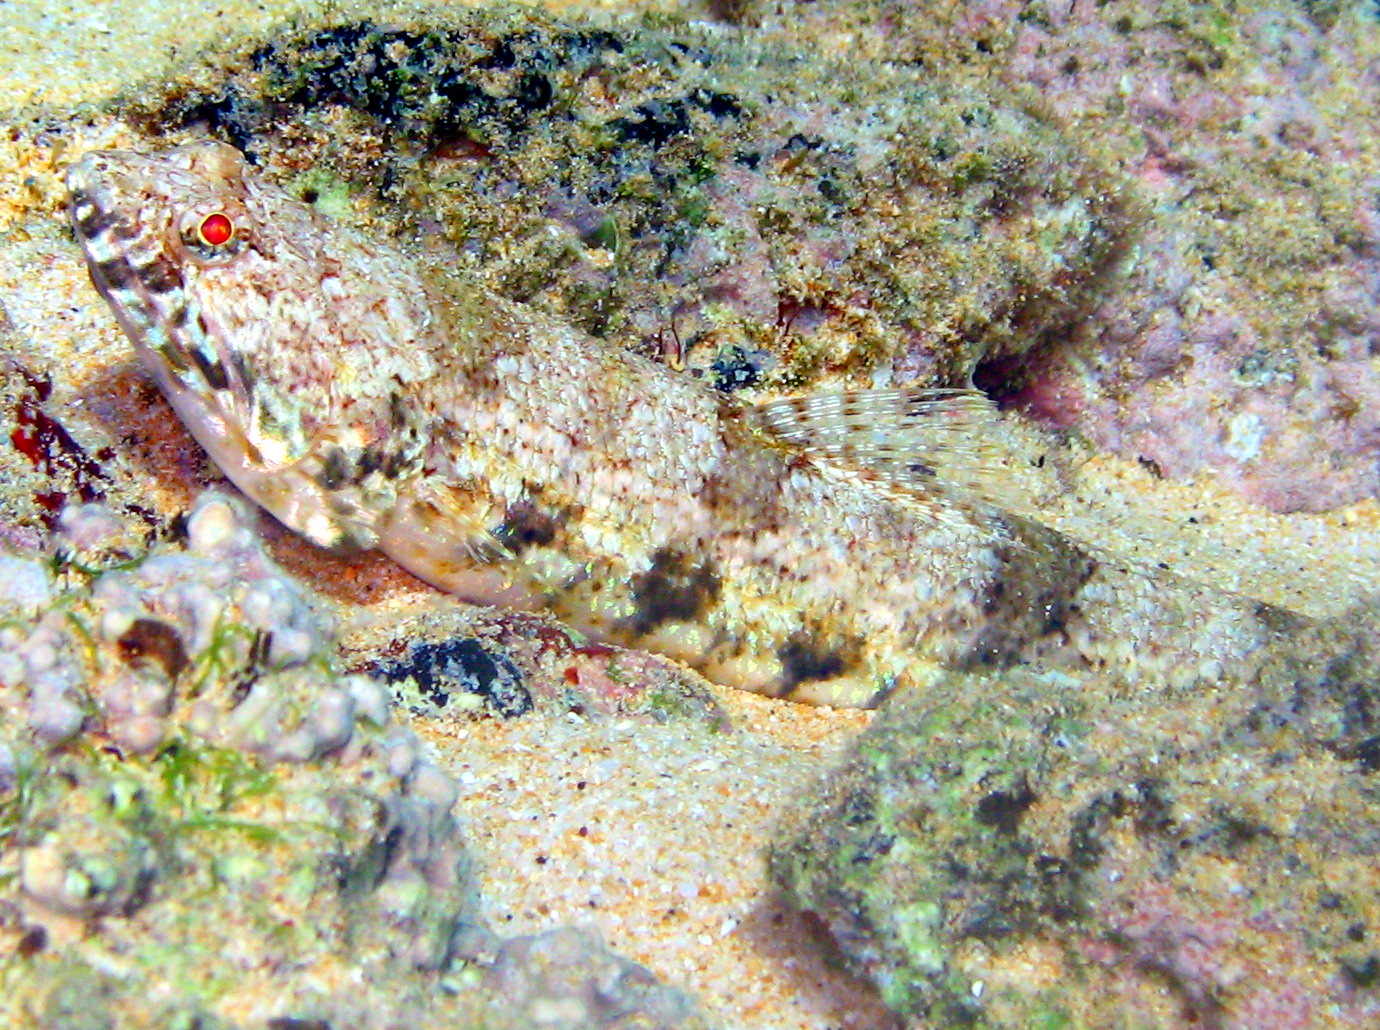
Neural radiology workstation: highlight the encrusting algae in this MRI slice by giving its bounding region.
[0,493,707,1030]
[117,6,1132,396]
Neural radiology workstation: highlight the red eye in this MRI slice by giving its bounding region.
[198,212,234,246]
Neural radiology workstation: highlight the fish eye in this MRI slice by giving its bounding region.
[197,212,234,246]
[181,207,248,262]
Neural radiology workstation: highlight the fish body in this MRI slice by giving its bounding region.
[68,142,1286,706]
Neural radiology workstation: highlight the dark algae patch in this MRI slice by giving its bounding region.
[6,365,111,526]
[119,1,1132,396]
[375,636,531,718]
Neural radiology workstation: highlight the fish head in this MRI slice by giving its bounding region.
[67,140,433,549]
[66,140,333,467]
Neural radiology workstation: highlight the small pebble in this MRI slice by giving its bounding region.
[310,688,356,755]
[186,495,239,553]
[0,557,53,615]
[385,732,420,778]
[112,714,165,754]
[347,675,390,727]
[57,503,123,551]
[28,690,83,743]
[409,760,460,811]
[270,625,317,667]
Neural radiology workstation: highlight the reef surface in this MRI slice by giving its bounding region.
[2,1,1380,1029]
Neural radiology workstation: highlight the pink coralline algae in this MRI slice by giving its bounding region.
[957,0,1380,512]
[1082,883,1328,1030]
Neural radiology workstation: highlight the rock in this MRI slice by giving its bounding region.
[910,0,1380,513]
[771,602,1380,1027]
[0,495,708,1029]
[122,3,1130,396]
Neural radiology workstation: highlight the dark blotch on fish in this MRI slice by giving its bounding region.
[136,255,185,296]
[72,200,122,240]
[494,499,563,554]
[630,547,721,634]
[188,346,229,392]
[317,447,349,490]
[164,301,189,331]
[966,522,1099,668]
[92,256,138,292]
[358,446,385,476]
[17,925,47,958]
[383,450,410,479]
[776,632,854,690]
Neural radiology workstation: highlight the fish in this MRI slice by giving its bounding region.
[66,140,1292,707]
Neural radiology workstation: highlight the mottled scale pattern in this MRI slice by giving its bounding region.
[68,141,1293,706]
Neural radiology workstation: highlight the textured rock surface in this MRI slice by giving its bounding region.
[4,0,1380,1027]
[982,0,1380,512]
[0,494,706,1030]
[771,610,1380,1028]
[797,0,1380,513]
[119,1,1131,395]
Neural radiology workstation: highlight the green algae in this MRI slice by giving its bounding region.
[772,603,1380,1026]
[286,165,358,222]
[0,504,492,1028]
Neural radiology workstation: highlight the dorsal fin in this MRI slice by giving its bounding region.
[745,387,1013,505]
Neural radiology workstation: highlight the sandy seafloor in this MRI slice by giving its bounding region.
[2,1,1380,1028]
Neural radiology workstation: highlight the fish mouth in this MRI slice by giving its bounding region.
[67,151,189,324]
[66,157,128,248]
[66,150,149,248]
[68,155,142,298]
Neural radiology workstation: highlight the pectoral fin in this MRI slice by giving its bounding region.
[375,478,543,608]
